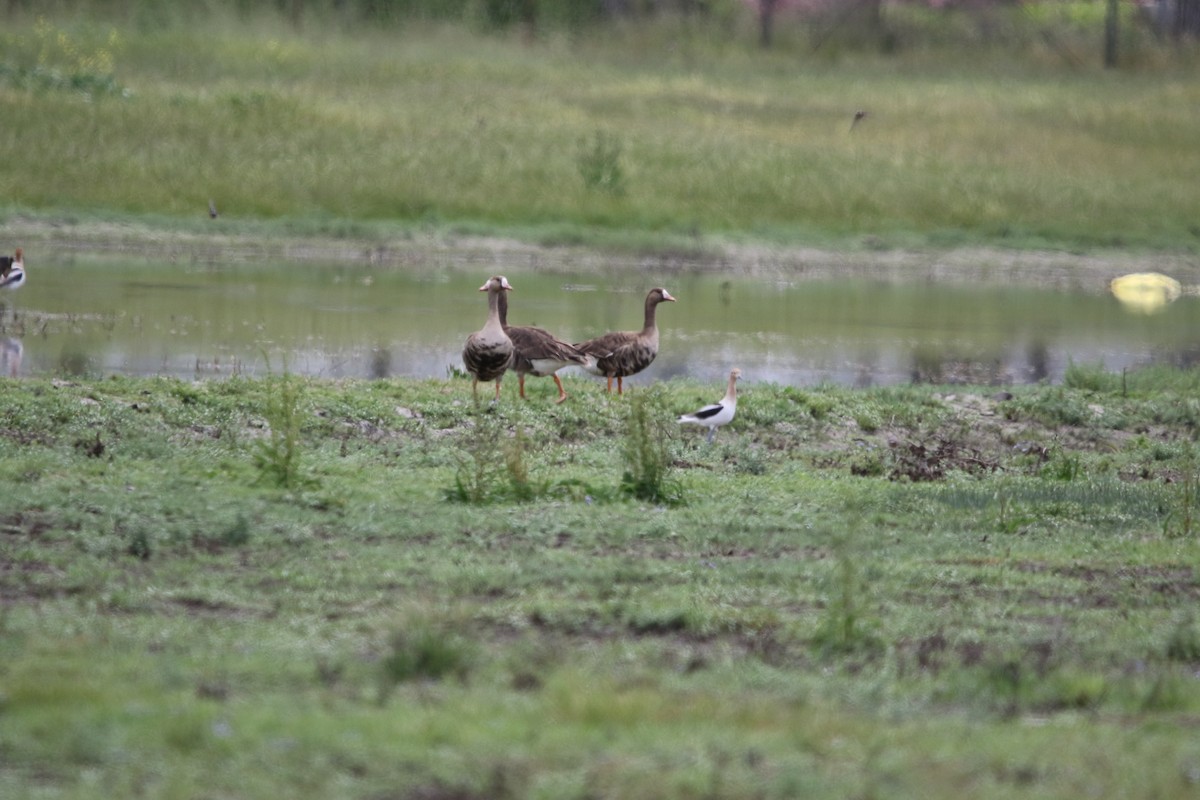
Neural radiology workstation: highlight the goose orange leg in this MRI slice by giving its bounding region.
[552,374,568,404]
[519,374,528,400]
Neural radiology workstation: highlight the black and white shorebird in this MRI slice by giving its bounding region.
[678,368,741,443]
[0,248,25,291]
[461,275,515,403]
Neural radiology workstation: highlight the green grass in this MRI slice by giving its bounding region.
[2,369,1200,798]
[0,9,1197,253]
[2,8,1200,794]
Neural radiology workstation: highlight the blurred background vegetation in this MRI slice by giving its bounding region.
[6,1,1200,65]
[1,2,1197,251]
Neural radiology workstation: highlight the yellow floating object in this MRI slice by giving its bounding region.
[1110,272,1182,314]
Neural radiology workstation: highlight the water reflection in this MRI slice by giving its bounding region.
[4,255,1200,387]
[1,337,21,377]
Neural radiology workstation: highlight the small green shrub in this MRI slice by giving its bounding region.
[503,425,542,502]
[1063,360,1117,393]
[577,130,625,196]
[783,387,836,421]
[220,514,252,547]
[855,410,881,433]
[449,413,502,504]
[125,525,152,560]
[1164,616,1200,662]
[619,387,683,505]
[731,444,768,475]
[379,623,474,701]
[1163,445,1198,538]
[1045,450,1082,482]
[253,372,308,490]
[1008,387,1094,428]
[447,413,550,504]
[848,444,886,477]
[811,529,881,658]
[1141,674,1187,712]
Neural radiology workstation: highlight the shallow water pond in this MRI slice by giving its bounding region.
[3,254,1198,387]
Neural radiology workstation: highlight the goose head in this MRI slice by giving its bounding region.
[479,275,514,294]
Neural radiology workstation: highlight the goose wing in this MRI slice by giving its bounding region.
[575,331,659,379]
[574,330,633,360]
[509,325,589,365]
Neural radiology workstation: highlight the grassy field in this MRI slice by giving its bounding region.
[1,365,1199,798]
[0,8,1198,254]
[2,6,1200,799]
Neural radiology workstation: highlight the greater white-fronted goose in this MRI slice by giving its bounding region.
[678,368,741,443]
[498,290,592,404]
[0,248,25,291]
[461,275,514,402]
[574,287,676,394]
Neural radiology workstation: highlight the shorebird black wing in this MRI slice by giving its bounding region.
[689,403,725,420]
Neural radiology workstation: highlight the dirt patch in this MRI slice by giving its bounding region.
[0,558,64,602]
[169,594,268,618]
[0,427,53,447]
[0,511,58,539]
[925,559,1200,611]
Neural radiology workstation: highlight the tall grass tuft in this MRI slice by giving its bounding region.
[448,412,545,503]
[619,386,683,506]
[1163,444,1198,538]
[503,425,541,502]
[378,622,475,703]
[253,371,307,490]
[577,130,625,196]
[1164,615,1200,663]
[449,411,504,504]
[1063,360,1117,393]
[811,527,882,658]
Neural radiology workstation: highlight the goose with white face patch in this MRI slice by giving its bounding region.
[461,275,515,402]
[574,287,675,395]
